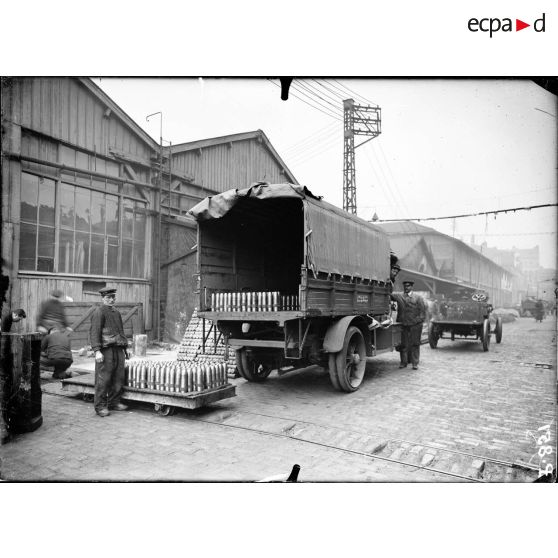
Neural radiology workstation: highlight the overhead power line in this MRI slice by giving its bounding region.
[267,79,341,121]
[375,203,558,222]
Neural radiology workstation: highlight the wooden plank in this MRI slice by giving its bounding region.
[121,304,140,325]
[70,305,96,331]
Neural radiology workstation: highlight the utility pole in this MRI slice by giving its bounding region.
[343,98,381,214]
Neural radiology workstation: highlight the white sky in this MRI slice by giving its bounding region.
[93,77,557,269]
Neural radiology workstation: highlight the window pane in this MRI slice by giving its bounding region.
[94,157,106,175]
[91,177,106,190]
[106,196,119,236]
[58,229,74,273]
[38,226,55,258]
[76,150,89,171]
[134,205,146,240]
[59,145,76,166]
[19,222,37,270]
[107,237,119,276]
[106,180,120,194]
[38,177,56,225]
[122,200,134,239]
[121,239,133,277]
[21,173,39,222]
[75,188,91,232]
[133,242,145,278]
[90,234,105,275]
[91,191,106,234]
[74,232,90,274]
[106,160,120,177]
[60,183,75,229]
[76,172,91,187]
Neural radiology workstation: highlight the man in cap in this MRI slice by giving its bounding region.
[391,280,426,370]
[89,287,129,417]
[37,289,71,334]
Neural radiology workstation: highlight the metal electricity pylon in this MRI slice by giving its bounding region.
[343,98,381,214]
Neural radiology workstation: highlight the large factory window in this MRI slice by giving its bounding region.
[19,173,56,272]
[19,171,149,279]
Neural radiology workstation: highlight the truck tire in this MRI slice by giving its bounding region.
[428,322,439,349]
[236,348,273,382]
[330,326,366,392]
[482,319,491,352]
[495,317,503,343]
[328,353,341,391]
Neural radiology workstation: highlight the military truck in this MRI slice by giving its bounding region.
[189,183,400,392]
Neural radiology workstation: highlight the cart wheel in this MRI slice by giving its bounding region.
[236,349,273,382]
[154,404,175,416]
[428,322,439,349]
[330,326,366,393]
[482,319,491,352]
[82,393,94,403]
[494,317,503,343]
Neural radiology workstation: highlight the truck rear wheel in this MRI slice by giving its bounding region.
[329,326,366,392]
[236,348,274,382]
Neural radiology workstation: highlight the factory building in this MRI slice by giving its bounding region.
[1,77,297,344]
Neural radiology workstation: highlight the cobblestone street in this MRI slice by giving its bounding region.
[1,316,556,482]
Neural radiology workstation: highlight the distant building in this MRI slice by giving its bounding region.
[378,221,514,306]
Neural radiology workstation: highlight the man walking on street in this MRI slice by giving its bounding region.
[89,287,129,417]
[391,280,426,370]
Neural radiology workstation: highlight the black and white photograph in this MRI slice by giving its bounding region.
[1,2,557,557]
[2,76,556,484]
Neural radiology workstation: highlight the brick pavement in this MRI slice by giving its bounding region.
[0,316,555,481]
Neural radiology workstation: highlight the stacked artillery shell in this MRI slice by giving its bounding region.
[210,291,299,312]
[124,359,229,393]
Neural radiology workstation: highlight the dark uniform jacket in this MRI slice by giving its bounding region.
[391,292,426,326]
[89,305,127,352]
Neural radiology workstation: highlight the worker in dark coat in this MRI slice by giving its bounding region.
[41,327,73,379]
[37,289,71,334]
[1,308,26,332]
[391,280,426,370]
[89,287,129,417]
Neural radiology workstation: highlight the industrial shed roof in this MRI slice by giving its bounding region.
[167,130,298,184]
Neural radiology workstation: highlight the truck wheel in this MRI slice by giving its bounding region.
[428,323,439,349]
[328,354,341,391]
[236,349,273,382]
[482,319,491,352]
[495,317,503,343]
[331,326,366,392]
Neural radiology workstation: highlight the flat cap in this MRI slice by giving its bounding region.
[51,289,63,298]
[402,280,414,285]
[391,264,401,271]
[99,287,117,296]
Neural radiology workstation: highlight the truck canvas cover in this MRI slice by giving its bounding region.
[189,182,390,282]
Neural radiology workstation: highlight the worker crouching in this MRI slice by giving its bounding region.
[89,287,129,417]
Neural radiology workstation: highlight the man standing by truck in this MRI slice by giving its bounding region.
[391,280,426,370]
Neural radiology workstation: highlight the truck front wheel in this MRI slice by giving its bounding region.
[236,348,274,382]
[329,326,366,392]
